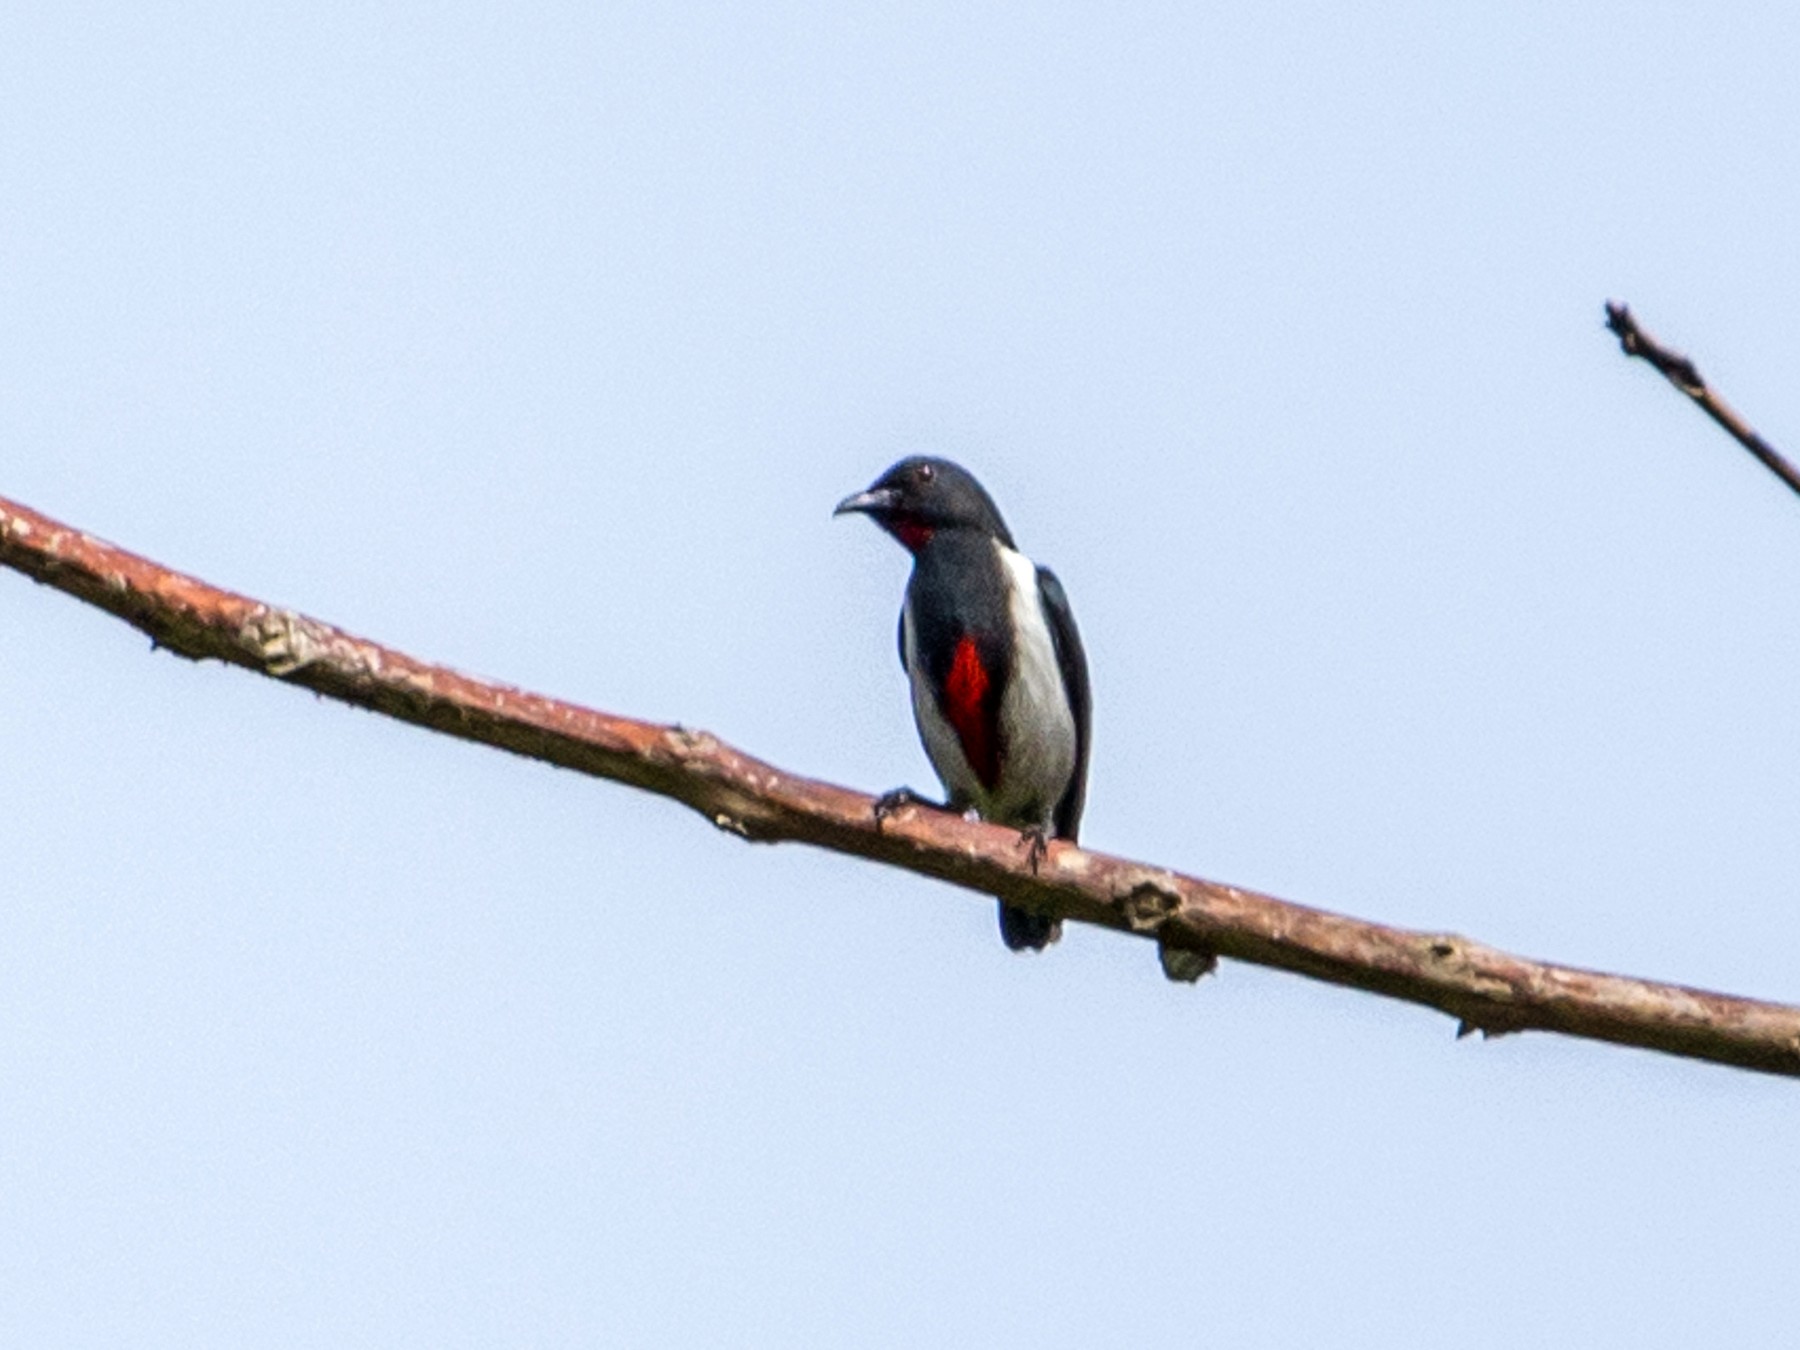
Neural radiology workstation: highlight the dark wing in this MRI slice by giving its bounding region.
[1036,565,1091,842]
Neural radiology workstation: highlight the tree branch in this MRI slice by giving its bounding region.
[1605,300,1800,499]
[4,491,1799,1078]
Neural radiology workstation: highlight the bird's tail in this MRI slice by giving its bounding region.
[998,902,1061,952]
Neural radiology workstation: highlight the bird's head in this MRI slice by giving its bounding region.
[833,456,1014,553]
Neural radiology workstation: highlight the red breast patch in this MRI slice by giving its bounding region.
[943,635,1000,789]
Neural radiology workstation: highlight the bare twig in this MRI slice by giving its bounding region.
[4,492,1799,1078]
[1605,301,1800,499]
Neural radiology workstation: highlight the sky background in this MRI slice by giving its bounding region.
[5,3,1800,1345]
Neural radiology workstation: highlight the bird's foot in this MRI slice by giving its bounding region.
[1018,824,1052,875]
[873,786,932,831]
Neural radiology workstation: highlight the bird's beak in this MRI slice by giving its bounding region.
[833,486,898,518]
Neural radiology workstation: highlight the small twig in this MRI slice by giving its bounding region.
[1605,301,1800,499]
[4,492,1800,1077]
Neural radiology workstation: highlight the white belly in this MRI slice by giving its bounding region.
[904,542,1076,830]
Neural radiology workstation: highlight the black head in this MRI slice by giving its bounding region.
[833,456,1014,553]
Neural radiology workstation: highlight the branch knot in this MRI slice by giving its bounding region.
[1119,878,1181,934]
[240,607,331,677]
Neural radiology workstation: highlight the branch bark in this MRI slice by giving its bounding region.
[4,491,1799,1078]
[1605,300,1800,499]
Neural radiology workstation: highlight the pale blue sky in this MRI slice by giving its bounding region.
[5,4,1799,1345]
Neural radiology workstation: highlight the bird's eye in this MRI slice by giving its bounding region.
[917,463,935,483]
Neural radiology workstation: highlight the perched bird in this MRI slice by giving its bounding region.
[835,456,1091,951]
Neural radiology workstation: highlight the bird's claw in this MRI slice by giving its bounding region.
[1019,825,1051,875]
[873,787,926,830]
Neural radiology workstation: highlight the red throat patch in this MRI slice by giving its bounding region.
[943,635,1000,789]
[892,519,934,552]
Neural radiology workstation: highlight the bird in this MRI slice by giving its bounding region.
[835,456,1091,951]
